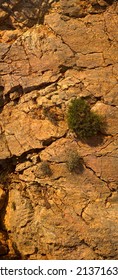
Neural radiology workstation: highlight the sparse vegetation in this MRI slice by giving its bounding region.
[40,161,52,176]
[67,98,104,139]
[66,151,84,173]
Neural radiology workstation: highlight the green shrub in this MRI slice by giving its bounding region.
[40,161,52,176]
[67,98,104,139]
[66,151,84,173]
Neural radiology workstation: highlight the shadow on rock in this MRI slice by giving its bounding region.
[82,133,105,147]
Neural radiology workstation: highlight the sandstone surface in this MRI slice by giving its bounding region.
[0,0,118,259]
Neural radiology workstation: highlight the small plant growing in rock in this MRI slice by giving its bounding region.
[40,161,52,176]
[66,151,84,173]
[67,97,104,139]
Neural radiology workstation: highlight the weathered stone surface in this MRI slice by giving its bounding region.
[0,107,67,157]
[0,0,118,260]
[0,0,56,29]
[60,0,115,18]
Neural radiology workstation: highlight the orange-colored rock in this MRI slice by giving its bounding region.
[0,0,118,260]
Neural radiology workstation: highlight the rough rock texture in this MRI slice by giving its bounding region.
[0,0,118,259]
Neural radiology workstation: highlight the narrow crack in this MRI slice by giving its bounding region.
[45,22,77,56]
[80,201,91,225]
[84,161,108,184]
[104,192,113,207]
[83,160,118,208]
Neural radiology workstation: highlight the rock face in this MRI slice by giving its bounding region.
[0,0,118,259]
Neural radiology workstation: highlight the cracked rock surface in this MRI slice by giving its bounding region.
[0,0,118,259]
